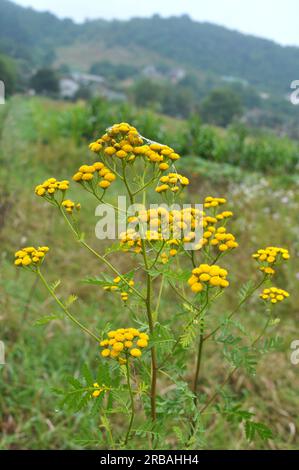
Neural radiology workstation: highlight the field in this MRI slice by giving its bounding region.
[0,96,299,449]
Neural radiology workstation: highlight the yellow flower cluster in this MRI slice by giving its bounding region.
[104,276,135,302]
[216,211,233,221]
[188,264,229,293]
[162,239,180,261]
[120,207,202,253]
[200,226,238,252]
[156,173,190,194]
[120,204,237,259]
[204,196,227,209]
[91,383,109,398]
[62,199,81,215]
[252,246,290,275]
[72,162,116,190]
[260,287,290,304]
[15,246,49,267]
[89,123,180,168]
[100,328,149,363]
[35,178,69,197]
[120,229,143,253]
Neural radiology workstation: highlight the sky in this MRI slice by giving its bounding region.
[12,0,299,47]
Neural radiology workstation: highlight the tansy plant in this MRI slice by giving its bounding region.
[16,123,291,449]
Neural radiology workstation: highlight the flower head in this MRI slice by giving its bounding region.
[100,328,149,363]
[120,229,142,253]
[91,382,109,398]
[260,287,290,304]
[203,226,238,252]
[104,276,135,303]
[253,246,290,276]
[156,173,189,194]
[188,264,229,293]
[204,196,226,209]
[62,199,81,215]
[14,246,49,268]
[89,123,180,168]
[72,162,116,190]
[35,178,70,198]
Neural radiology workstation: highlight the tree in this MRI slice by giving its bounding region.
[201,88,242,127]
[30,68,59,94]
[132,79,162,109]
[0,54,17,96]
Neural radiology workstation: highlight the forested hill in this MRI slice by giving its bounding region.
[1,0,299,92]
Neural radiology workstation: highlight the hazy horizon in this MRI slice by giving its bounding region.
[11,0,299,48]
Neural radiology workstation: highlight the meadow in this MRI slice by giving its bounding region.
[0,96,298,449]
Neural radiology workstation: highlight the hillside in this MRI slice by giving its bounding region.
[1,0,299,93]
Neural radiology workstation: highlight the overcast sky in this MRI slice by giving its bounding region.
[13,0,299,47]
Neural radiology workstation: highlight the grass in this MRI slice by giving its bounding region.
[0,96,299,449]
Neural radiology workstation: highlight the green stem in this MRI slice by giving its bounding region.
[80,240,145,301]
[149,241,165,270]
[192,319,205,401]
[122,161,134,205]
[203,276,267,342]
[199,315,272,414]
[124,360,135,446]
[58,205,145,301]
[154,275,164,322]
[141,239,158,423]
[159,291,210,369]
[132,173,159,196]
[37,268,100,343]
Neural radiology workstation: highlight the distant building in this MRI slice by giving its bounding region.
[142,65,162,80]
[169,68,186,84]
[71,72,105,86]
[59,78,80,99]
[221,75,248,86]
[59,72,126,101]
[259,92,269,100]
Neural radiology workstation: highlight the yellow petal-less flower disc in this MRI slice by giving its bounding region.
[100,328,148,363]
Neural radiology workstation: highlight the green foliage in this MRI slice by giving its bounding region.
[2,1,299,97]
[0,53,17,95]
[245,421,273,442]
[90,61,139,81]
[201,88,242,127]
[30,68,59,94]
[132,79,195,118]
[181,116,299,173]
[216,400,273,442]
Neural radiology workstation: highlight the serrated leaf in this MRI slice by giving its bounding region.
[180,323,197,348]
[238,280,255,302]
[66,376,83,390]
[50,279,61,291]
[104,242,122,255]
[82,275,114,286]
[224,346,258,375]
[97,361,111,387]
[82,363,94,386]
[258,335,284,354]
[245,421,273,441]
[33,313,62,326]
[66,294,78,307]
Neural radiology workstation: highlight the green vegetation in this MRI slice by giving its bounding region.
[1,0,299,134]
[1,0,298,94]
[200,88,242,127]
[23,96,298,175]
[0,96,298,449]
[30,68,59,95]
[0,53,17,95]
